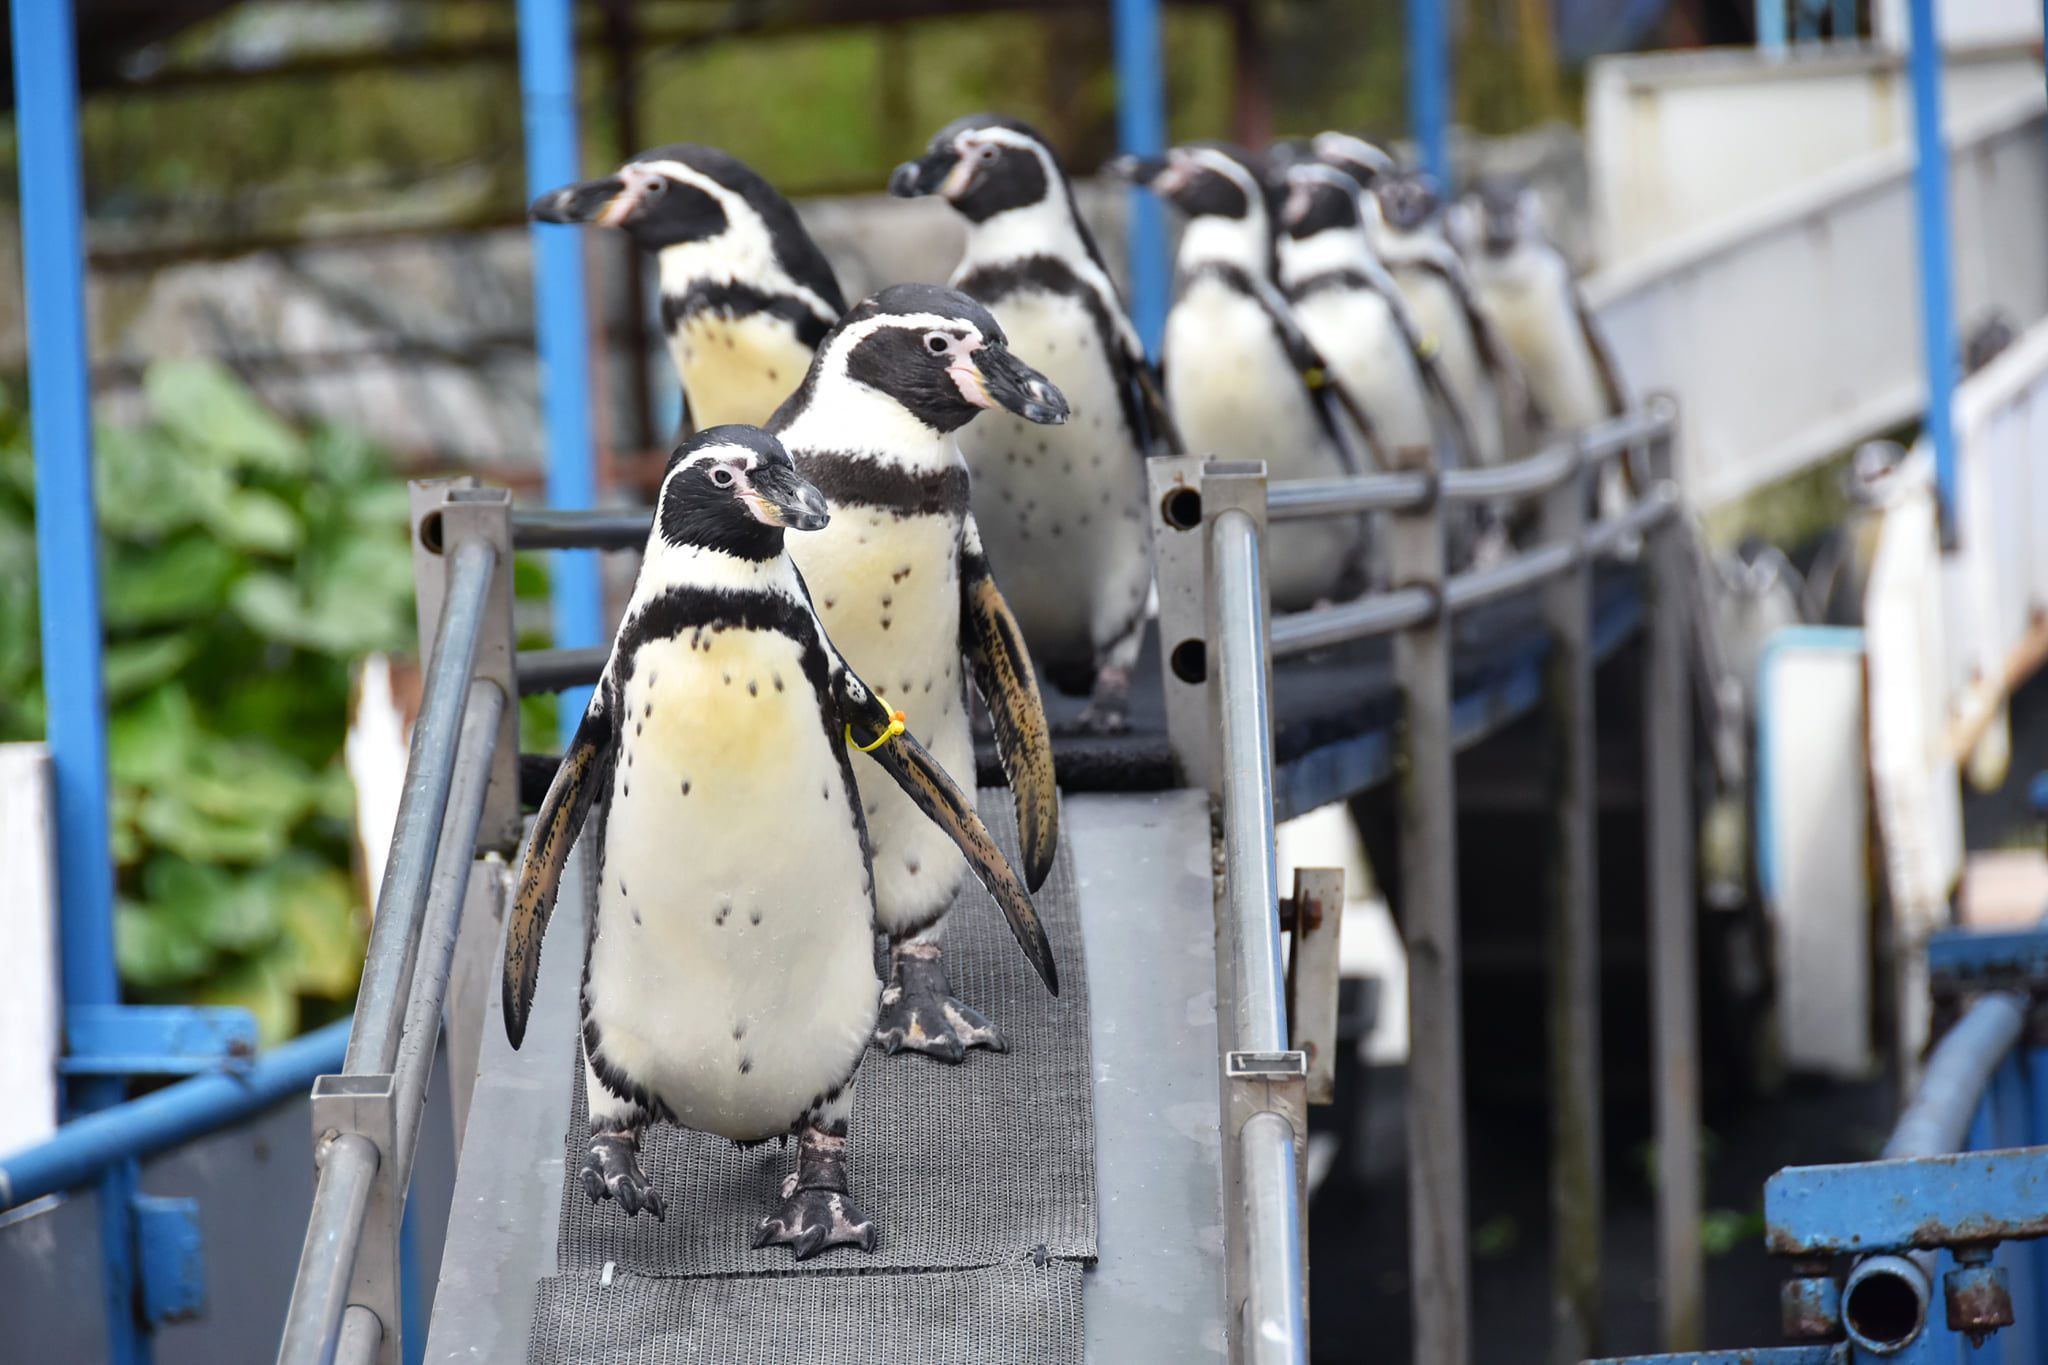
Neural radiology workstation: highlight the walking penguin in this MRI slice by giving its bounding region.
[503,425,1057,1257]
[768,284,1065,1062]
[531,145,846,430]
[888,115,1168,731]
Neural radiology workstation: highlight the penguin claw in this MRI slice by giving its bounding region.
[753,1188,876,1260]
[580,1132,665,1221]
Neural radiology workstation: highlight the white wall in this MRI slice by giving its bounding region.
[0,744,58,1160]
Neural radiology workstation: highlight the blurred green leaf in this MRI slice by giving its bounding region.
[205,486,302,554]
[115,895,217,988]
[146,361,307,477]
[104,632,199,703]
[103,536,238,627]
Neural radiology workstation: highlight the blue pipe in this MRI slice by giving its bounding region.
[1905,0,1961,548]
[0,1019,351,1213]
[517,0,602,741]
[1885,992,2025,1159]
[1110,0,1170,358]
[1406,0,1452,191]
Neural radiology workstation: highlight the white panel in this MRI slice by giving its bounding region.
[0,744,58,1160]
[1758,632,1873,1078]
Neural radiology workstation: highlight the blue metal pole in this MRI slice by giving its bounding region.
[0,1019,351,1212]
[1111,0,1170,358]
[1406,0,1452,191]
[1756,0,1789,53]
[1905,0,1961,548]
[517,0,602,740]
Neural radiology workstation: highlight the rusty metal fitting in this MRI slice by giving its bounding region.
[1945,1251,2014,1346]
[1781,1268,1841,1340]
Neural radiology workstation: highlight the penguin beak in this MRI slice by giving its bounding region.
[890,149,975,202]
[1106,153,1191,201]
[953,347,1069,426]
[530,176,630,227]
[742,464,830,532]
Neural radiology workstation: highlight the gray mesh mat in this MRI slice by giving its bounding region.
[530,1259,1085,1365]
[530,790,1095,1364]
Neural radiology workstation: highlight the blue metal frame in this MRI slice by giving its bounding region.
[1406,0,1452,191]
[1906,0,1961,546]
[517,0,602,742]
[60,1004,259,1077]
[1111,0,1170,359]
[1758,0,1789,54]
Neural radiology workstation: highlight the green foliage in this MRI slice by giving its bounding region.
[0,361,417,1043]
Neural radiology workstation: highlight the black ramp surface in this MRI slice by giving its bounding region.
[530,790,1095,1364]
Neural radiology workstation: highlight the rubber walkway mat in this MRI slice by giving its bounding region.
[529,790,1095,1364]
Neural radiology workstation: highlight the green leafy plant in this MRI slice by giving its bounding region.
[0,361,417,1043]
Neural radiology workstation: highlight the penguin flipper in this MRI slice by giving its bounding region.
[504,700,613,1050]
[841,675,1059,997]
[1130,358,1187,456]
[957,536,1059,892]
[1577,295,1629,419]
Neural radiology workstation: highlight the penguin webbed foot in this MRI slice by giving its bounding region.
[754,1125,876,1260]
[872,943,1008,1063]
[1065,664,1132,735]
[580,1130,665,1220]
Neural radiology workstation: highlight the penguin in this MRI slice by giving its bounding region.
[1116,142,1369,611]
[503,425,1056,1257]
[767,283,1065,1062]
[1460,176,1625,433]
[1327,149,1529,470]
[1275,162,1443,470]
[886,114,1166,732]
[531,144,846,431]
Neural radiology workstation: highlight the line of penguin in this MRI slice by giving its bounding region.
[513,122,1627,1259]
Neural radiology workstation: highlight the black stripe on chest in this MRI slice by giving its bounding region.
[956,254,1146,447]
[796,449,970,520]
[660,280,835,353]
[611,586,828,696]
[1286,267,1378,303]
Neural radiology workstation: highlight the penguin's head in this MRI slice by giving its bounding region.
[777,283,1070,435]
[888,114,1069,222]
[655,425,829,561]
[530,144,847,314]
[1279,164,1364,240]
[1312,132,1397,192]
[1376,171,1442,234]
[1470,176,1539,256]
[1110,143,1276,227]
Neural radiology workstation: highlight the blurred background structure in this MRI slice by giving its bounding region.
[1,1,2046,1364]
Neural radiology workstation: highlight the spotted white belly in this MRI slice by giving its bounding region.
[670,312,816,430]
[584,627,879,1142]
[1393,268,1507,468]
[787,505,972,936]
[956,289,1152,671]
[1165,280,1362,611]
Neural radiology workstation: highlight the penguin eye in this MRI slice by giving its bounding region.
[710,466,735,487]
[643,177,668,198]
[975,144,999,164]
[925,333,950,355]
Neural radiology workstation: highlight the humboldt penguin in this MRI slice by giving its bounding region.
[768,283,1064,1062]
[504,425,1056,1257]
[1461,176,1625,433]
[887,114,1164,731]
[1276,162,1444,470]
[531,144,846,430]
[1340,153,1531,469]
[1116,142,1367,611]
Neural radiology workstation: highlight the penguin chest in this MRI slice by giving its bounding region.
[1478,266,1606,429]
[1292,290,1434,459]
[1164,281,1343,482]
[584,628,880,1142]
[957,288,1150,663]
[786,508,974,932]
[669,311,814,430]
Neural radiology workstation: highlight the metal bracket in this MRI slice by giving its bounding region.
[1281,868,1345,1106]
[1200,463,1270,805]
[312,1073,400,1365]
[410,481,522,855]
[132,1194,206,1325]
[1225,1050,1308,1145]
[1765,1146,2048,1256]
[1146,455,1213,788]
[60,1004,258,1076]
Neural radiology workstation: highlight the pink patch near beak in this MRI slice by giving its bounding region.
[596,168,661,228]
[946,358,996,410]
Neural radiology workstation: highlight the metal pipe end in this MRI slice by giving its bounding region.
[1844,1254,1931,1354]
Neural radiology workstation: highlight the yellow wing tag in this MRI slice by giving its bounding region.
[1303,366,1326,388]
[849,701,908,753]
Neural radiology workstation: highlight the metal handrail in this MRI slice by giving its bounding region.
[512,507,652,551]
[1209,508,1307,1365]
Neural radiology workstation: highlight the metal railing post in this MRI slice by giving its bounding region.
[1390,462,1471,1365]
[1148,455,1215,787]
[1542,449,1603,1362]
[1644,424,1703,1351]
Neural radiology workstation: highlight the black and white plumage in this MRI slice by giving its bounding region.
[887,115,1164,731]
[503,426,1055,1258]
[531,144,846,431]
[767,284,1064,1063]
[1461,177,1625,433]
[1325,146,1529,470]
[1119,142,1366,611]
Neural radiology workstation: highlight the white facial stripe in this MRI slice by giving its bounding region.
[1186,148,1266,218]
[817,311,985,370]
[633,158,838,325]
